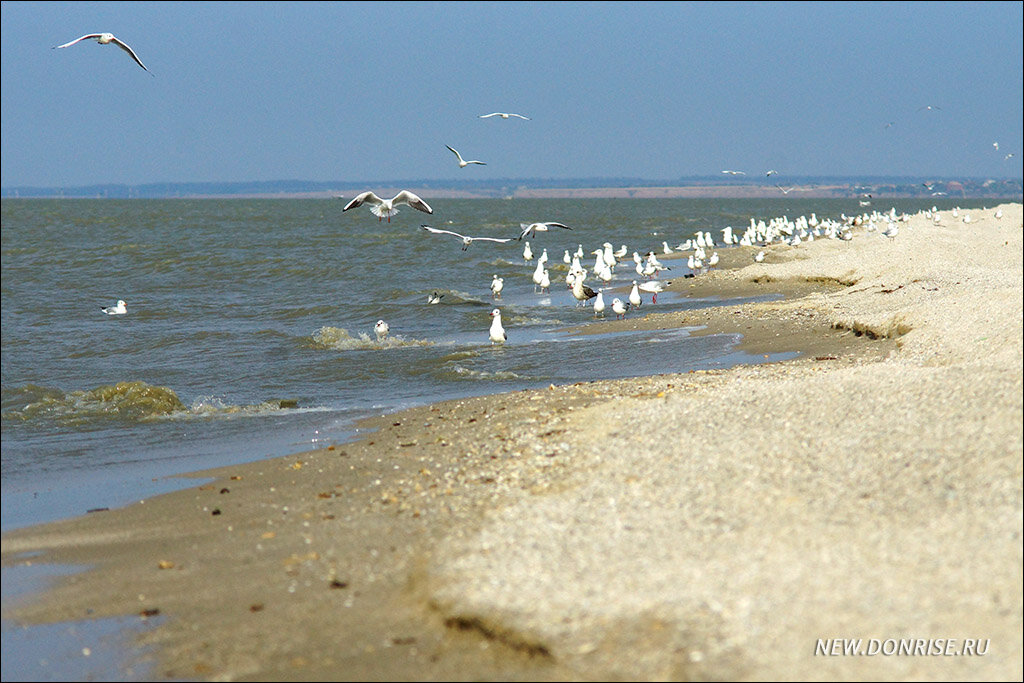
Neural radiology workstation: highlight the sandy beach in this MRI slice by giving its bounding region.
[2,204,1021,681]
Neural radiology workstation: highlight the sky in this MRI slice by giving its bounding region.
[1,1,1022,188]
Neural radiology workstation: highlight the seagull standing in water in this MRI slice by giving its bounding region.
[374,320,390,341]
[101,299,127,315]
[518,222,572,240]
[611,298,629,319]
[343,191,433,222]
[490,275,504,298]
[489,309,507,344]
[445,145,486,168]
[420,225,511,251]
[479,112,530,120]
[53,33,150,73]
[593,290,606,317]
[629,281,643,309]
[427,291,444,304]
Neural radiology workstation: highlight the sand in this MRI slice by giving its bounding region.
[2,204,1021,681]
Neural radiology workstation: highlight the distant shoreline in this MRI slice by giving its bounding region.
[3,176,1021,200]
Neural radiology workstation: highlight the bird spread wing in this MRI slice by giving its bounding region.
[110,37,149,71]
[54,34,103,49]
[394,191,433,214]
[343,192,382,211]
[479,113,500,118]
[420,225,463,238]
[544,222,571,230]
[509,113,530,120]
[446,145,463,161]
[476,237,511,244]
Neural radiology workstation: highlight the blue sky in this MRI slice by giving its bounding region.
[2,1,1021,188]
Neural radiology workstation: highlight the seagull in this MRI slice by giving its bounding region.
[777,185,794,194]
[53,33,150,73]
[374,320,390,341]
[993,142,999,151]
[638,280,665,303]
[571,277,598,307]
[629,281,643,308]
[100,299,127,315]
[446,145,486,168]
[611,298,628,319]
[479,112,530,120]
[518,222,572,240]
[917,105,941,111]
[489,309,507,344]
[765,170,778,177]
[421,225,511,251]
[490,275,504,298]
[538,269,551,294]
[343,191,433,222]
[721,170,746,176]
[592,290,606,317]
[427,291,444,304]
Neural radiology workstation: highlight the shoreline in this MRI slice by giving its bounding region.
[2,205,1021,680]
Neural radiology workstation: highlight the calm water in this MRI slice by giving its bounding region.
[0,196,974,530]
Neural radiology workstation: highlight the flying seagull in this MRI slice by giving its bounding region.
[446,145,486,168]
[53,33,150,73]
[777,185,794,194]
[343,191,432,222]
[517,222,572,240]
[479,112,530,120]
[421,225,511,251]
[917,105,941,111]
[721,170,746,176]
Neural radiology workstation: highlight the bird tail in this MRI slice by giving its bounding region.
[371,205,396,219]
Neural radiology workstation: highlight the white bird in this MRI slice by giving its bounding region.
[374,320,390,341]
[53,33,149,73]
[593,290,606,317]
[518,222,572,240]
[427,291,444,304]
[490,275,504,298]
[489,309,507,344]
[721,170,746,175]
[611,298,628,319]
[100,299,127,315]
[765,170,778,177]
[754,251,765,263]
[479,112,530,120]
[522,241,533,262]
[538,269,551,293]
[638,280,665,303]
[420,224,511,251]
[445,145,486,168]
[343,191,433,222]
[777,185,794,194]
[629,281,643,308]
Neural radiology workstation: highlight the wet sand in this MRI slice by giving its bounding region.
[3,204,1021,681]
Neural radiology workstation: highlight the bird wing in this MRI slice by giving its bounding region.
[479,113,500,118]
[394,190,432,214]
[110,37,149,71]
[54,34,102,49]
[474,237,512,244]
[544,222,572,230]
[343,192,381,211]
[420,225,464,239]
[509,113,530,120]
[446,145,464,162]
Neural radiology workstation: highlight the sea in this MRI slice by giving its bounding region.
[1,196,978,533]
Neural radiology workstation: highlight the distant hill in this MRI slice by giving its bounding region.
[2,176,1021,199]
